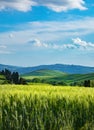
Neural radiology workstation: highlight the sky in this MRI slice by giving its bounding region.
[0,0,94,67]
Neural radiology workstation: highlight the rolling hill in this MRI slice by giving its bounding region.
[46,73,94,84]
[22,69,66,77]
[22,69,94,85]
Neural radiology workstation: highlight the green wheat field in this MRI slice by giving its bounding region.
[1,84,94,130]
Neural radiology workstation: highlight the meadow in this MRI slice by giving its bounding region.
[0,84,94,130]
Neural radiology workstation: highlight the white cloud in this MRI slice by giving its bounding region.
[72,37,94,49]
[51,44,77,50]
[30,39,49,48]
[0,0,87,12]
[1,17,94,52]
[30,38,76,50]
[31,38,94,50]
[18,17,94,42]
[35,0,87,12]
[72,37,87,47]
[0,0,36,12]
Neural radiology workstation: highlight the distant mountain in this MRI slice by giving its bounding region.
[0,64,94,74]
[16,64,94,74]
[0,64,21,72]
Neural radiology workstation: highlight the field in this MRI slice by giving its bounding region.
[1,84,94,130]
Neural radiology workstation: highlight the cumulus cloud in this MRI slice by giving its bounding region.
[29,38,94,51]
[29,39,53,49]
[0,0,87,12]
[29,38,76,50]
[31,39,49,48]
[0,0,36,12]
[35,0,87,12]
[72,37,94,49]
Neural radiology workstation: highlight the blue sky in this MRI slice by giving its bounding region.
[0,0,94,67]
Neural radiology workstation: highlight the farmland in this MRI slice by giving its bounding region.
[1,84,94,130]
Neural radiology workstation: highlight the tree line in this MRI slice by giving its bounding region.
[71,80,94,87]
[0,69,26,84]
[30,77,94,87]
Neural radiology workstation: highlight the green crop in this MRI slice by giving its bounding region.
[0,84,94,130]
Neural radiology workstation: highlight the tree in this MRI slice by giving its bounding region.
[84,80,90,87]
[19,78,27,85]
[31,78,41,83]
[4,69,12,83]
[0,69,27,85]
[0,70,4,75]
[90,80,94,87]
[11,72,19,84]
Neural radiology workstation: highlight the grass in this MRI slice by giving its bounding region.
[1,84,94,130]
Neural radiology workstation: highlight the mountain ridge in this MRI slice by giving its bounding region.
[0,63,94,74]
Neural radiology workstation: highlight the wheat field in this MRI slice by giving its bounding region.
[0,84,94,130]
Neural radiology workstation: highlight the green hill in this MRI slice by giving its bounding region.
[22,69,66,77]
[45,73,94,84]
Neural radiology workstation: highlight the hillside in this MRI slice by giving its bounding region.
[22,69,66,77]
[47,73,94,84]
[22,70,94,85]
